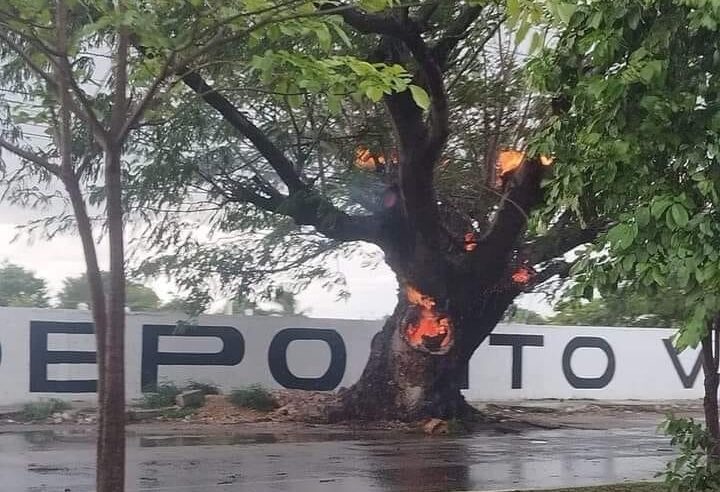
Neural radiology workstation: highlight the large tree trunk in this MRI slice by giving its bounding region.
[335,248,521,421]
[330,152,543,422]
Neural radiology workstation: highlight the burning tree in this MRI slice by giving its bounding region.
[130,1,603,421]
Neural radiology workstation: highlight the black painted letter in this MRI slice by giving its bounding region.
[562,337,615,389]
[663,338,703,388]
[489,334,544,389]
[141,325,244,390]
[268,328,346,390]
[30,321,96,393]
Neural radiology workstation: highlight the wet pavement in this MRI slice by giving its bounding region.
[0,426,673,491]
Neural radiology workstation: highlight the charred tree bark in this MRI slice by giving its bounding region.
[183,5,586,423]
[335,287,518,421]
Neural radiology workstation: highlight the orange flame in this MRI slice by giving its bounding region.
[495,149,554,187]
[497,149,526,177]
[464,232,478,252]
[355,146,397,171]
[404,286,452,352]
[511,266,533,285]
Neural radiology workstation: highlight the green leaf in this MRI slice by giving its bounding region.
[409,84,431,110]
[607,223,636,251]
[515,20,531,45]
[556,3,577,24]
[529,31,543,54]
[329,21,352,48]
[365,85,384,102]
[316,24,332,52]
[670,204,689,228]
[359,0,389,12]
[651,199,671,219]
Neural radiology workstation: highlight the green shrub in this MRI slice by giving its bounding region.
[21,399,71,421]
[140,383,182,408]
[659,414,720,491]
[160,407,197,419]
[228,385,277,411]
[185,381,220,395]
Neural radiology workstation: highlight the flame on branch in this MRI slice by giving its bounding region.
[354,146,398,172]
[464,232,478,252]
[402,285,454,354]
[511,265,535,286]
[495,149,554,188]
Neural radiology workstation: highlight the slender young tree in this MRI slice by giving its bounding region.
[1,0,385,487]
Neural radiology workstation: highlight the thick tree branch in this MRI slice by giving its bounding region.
[476,158,546,273]
[524,214,609,265]
[319,3,406,37]
[181,73,381,244]
[527,259,574,289]
[181,70,307,193]
[222,180,381,243]
[413,1,441,30]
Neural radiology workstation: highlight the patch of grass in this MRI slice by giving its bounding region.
[140,383,182,408]
[446,418,468,435]
[185,381,220,395]
[521,483,664,492]
[21,399,71,421]
[159,407,197,419]
[228,385,277,412]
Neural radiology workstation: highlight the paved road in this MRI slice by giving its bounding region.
[0,426,673,491]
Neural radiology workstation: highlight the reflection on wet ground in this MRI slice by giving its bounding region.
[0,426,673,491]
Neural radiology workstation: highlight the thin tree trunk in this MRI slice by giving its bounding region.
[62,175,108,473]
[96,148,126,492]
[701,321,720,458]
[702,318,720,461]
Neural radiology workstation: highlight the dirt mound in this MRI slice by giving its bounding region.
[193,395,269,424]
[270,390,339,423]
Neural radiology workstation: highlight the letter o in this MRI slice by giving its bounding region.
[268,328,346,391]
[562,336,615,389]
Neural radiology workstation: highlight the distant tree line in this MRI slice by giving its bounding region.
[0,261,303,314]
[504,287,683,328]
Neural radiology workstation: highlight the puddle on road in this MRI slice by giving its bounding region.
[137,430,399,447]
[140,433,279,447]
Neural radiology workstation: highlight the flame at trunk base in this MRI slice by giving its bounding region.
[402,286,454,354]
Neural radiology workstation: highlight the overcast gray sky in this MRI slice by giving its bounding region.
[0,200,551,319]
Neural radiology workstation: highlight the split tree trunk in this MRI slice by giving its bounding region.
[335,252,521,421]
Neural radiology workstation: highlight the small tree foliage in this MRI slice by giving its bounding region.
[522,0,720,349]
[0,261,48,307]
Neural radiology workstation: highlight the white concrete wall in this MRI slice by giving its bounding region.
[0,307,703,405]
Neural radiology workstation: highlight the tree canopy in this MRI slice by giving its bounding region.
[124,1,574,310]
[0,261,49,307]
[58,273,161,311]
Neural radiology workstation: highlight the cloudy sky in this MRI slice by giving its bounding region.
[0,194,405,319]
[0,197,551,320]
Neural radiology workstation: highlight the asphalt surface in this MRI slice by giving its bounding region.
[0,425,674,492]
